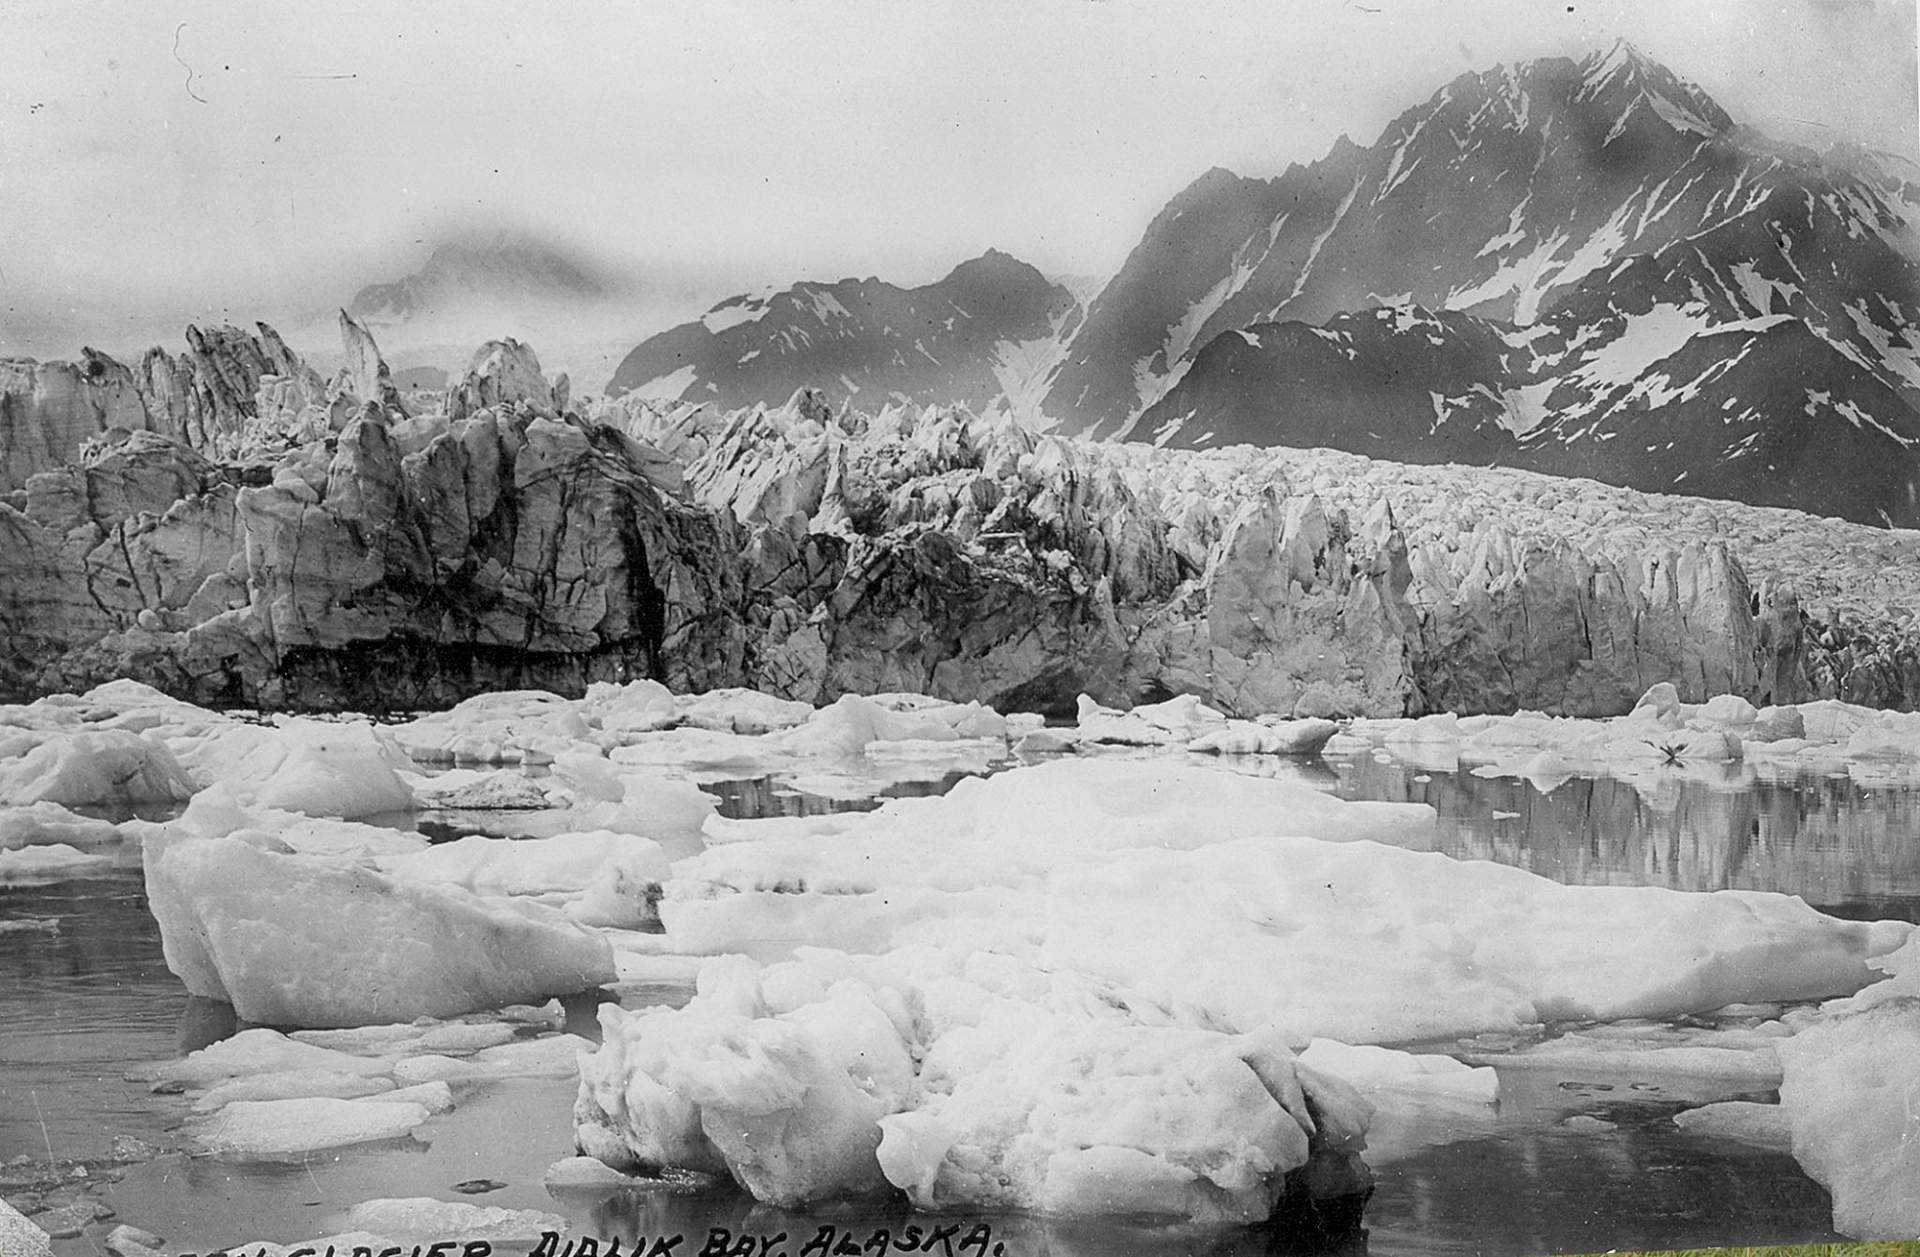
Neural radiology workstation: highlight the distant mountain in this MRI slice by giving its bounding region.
[595,42,1920,525]
[347,231,616,325]
[1031,41,1920,526]
[605,250,1082,413]
[1141,301,1920,526]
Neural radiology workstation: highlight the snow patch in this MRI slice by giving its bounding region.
[702,297,772,335]
[628,364,699,403]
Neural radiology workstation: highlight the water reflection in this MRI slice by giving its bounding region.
[1324,754,1920,921]
[0,873,183,1159]
[1366,1120,1839,1256]
[704,771,985,821]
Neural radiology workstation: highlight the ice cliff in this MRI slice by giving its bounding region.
[4,319,1918,716]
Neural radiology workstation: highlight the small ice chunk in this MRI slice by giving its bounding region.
[776,693,961,756]
[1189,718,1340,756]
[408,769,555,811]
[544,1155,638,1189]
[1013,728,1077,755]
[675,688,814,735]
[105,1225,165,1257]
[359,1081,457,1114]
[135,1028,395,1085]
[1297,1040,1498,1106]
[1490,1031,1783,1088]
[291,1021,519,1057]
[192,1070,396,1112]
[392,1034,593,1084]
[1562,1114,1617,1133]
[190,1097,431,1156]
[0,843,115,883]
[0,802,123,849]
[341,1198,569,1243]
[1075,693,1228,745]
[1672,1100,1792,1152]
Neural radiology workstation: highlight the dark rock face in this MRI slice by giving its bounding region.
[606,250,1081,415]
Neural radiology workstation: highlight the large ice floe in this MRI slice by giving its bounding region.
[572,751,1904,1226]
[11,674,1920,1237]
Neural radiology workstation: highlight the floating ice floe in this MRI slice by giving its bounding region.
[340,1199,569,1245]
[0,842,117,883]
[573,753,1910,1222]
[144,805,615,1025]
[139,1010,586,1155]
[578,945,1371,1223]
[134,1027,395,1087]
[658,758,1433,961]
[189,1095,436,1157]
[0,801,124,848]
[1189,717,1341,756]
[543,1155,641,1191]
[380,829,671,929]
[659,759,1902,1039]
[1479,1024,1785,1091]
[1074,693,1228,746]
[1359,682,1920,791]
[190,1070,398,1112]
[184,719,416,818]
[0,728,195,808]
[1295,1039,1498,1107]
[1670,1100,1793,1152]
[390,1034,594,1084]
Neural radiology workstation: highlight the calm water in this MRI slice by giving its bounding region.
[1321,751,1920,921]
[8,747,1915,1255]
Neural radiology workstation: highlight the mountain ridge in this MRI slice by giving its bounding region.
[595,40,1920,526]
[604,248,1082,414]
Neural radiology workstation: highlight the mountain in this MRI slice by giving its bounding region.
[347,230,614,324]
[1140,300,1920,526]
[605,249,1082,413]
[1037,42,1920,525]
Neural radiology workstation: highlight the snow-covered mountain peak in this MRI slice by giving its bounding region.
[1568,39,1733,140]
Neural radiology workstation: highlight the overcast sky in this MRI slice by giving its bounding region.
[3,0,1915,349]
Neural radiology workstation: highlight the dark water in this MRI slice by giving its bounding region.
[9,748,1909,1255]
[0,873,184,1161]
[1320,751,1920,922]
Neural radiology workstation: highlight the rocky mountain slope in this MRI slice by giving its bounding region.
[584,44,1920,528]
[1046,43,1920,524]
[606,250,1081,415]
[7,323,1920,715]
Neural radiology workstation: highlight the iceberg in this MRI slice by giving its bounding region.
[144,827,615,1027]
[189,1096,433,1157]
[576,947,1370,1222]
[0,729,195,808]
